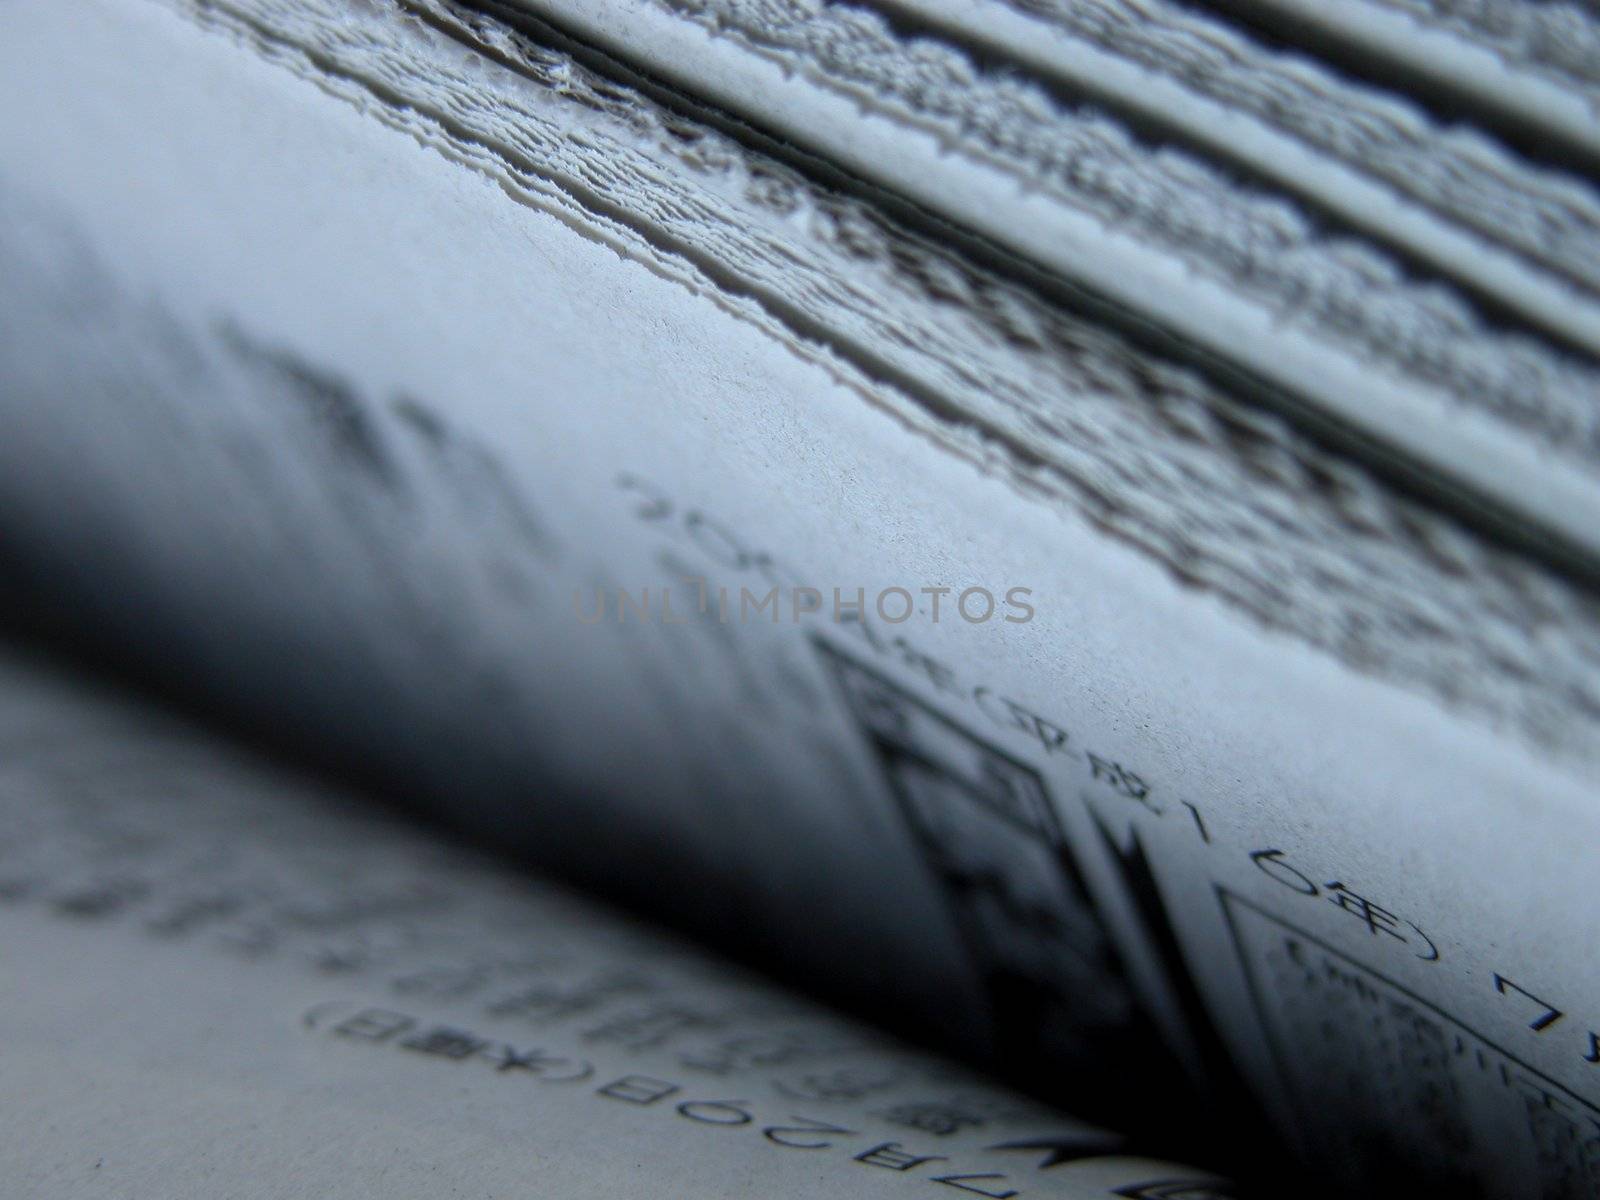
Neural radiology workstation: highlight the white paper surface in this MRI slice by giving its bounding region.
[0,2,1596,1195]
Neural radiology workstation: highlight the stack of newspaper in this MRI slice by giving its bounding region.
[3,2,1598,1196]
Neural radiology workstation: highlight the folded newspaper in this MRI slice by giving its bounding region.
[3,1,1599,1196]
